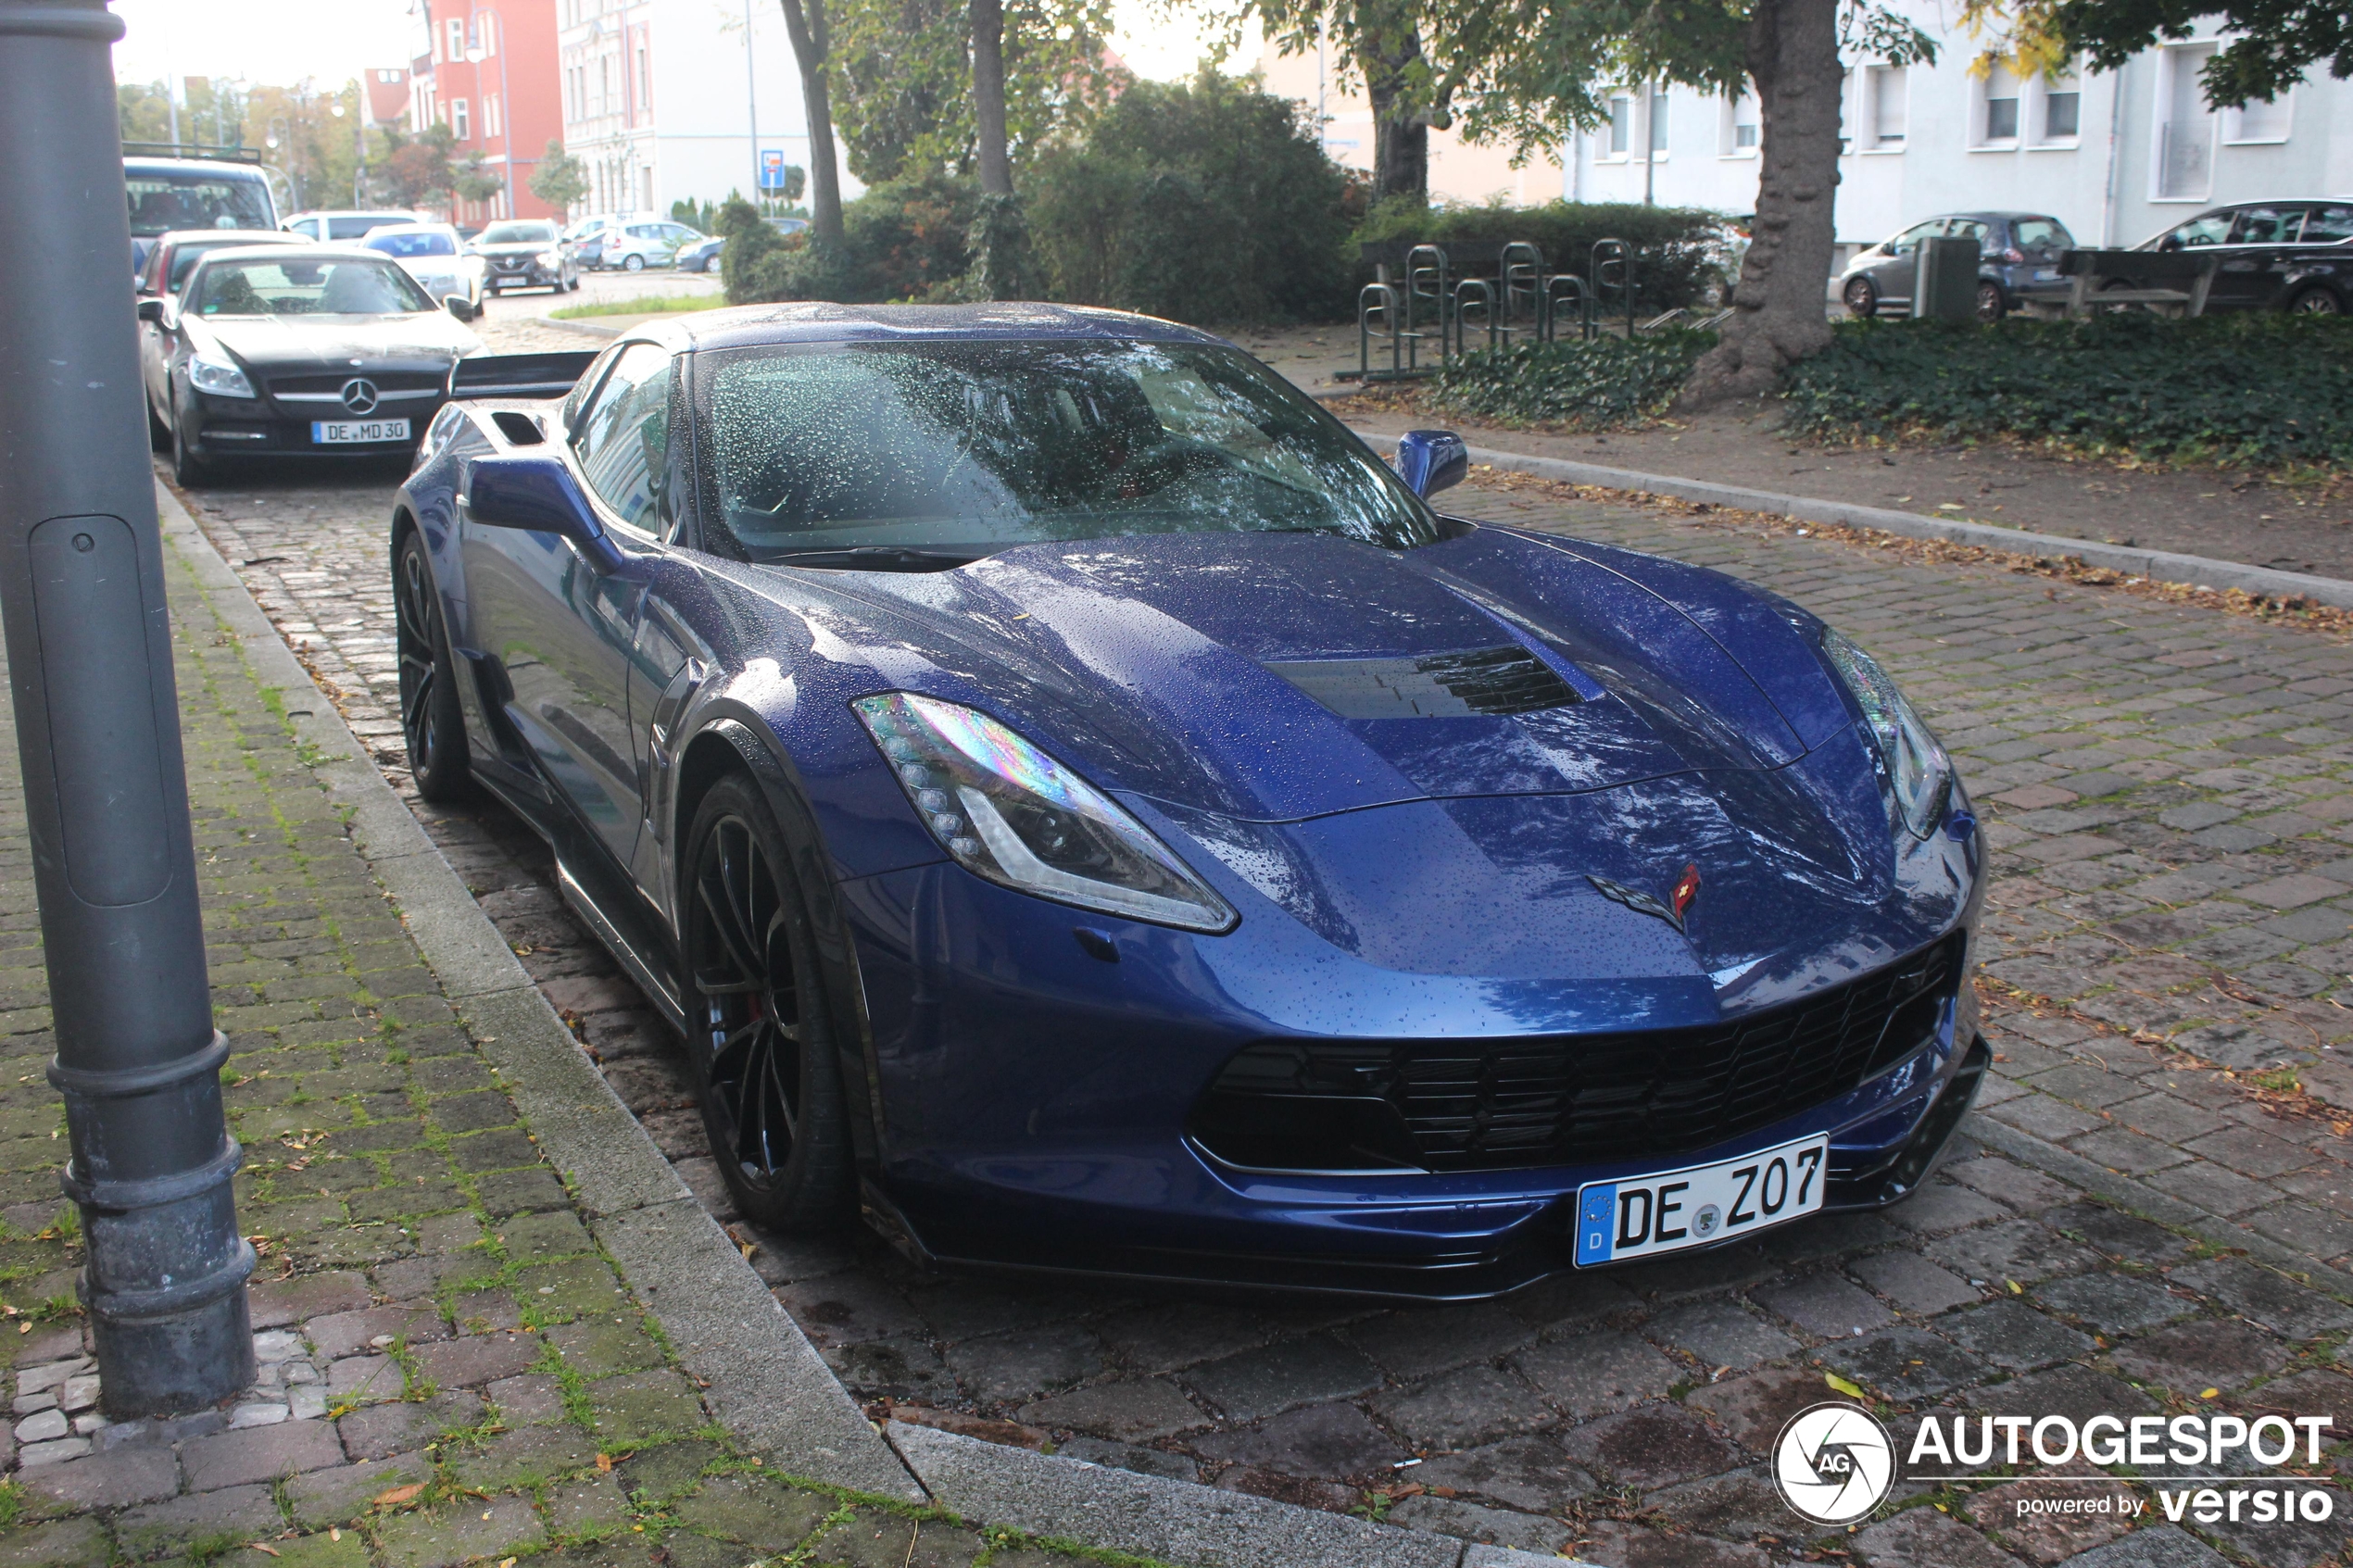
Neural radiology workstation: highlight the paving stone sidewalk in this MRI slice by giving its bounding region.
[170,461,2353,1568]
[0,511,1083,1566]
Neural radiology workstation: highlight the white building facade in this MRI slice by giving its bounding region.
[554,0,852,220]
[1265,12,2352,260]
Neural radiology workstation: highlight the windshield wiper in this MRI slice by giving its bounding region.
[768,546,988,571]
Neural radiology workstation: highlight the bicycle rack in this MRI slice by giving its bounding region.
[1591,237,1637,337]
[1543,272,1594,342]
[1496,242,1545,348]
[1454,277,1498,353]
[1404,244,1453,363]
[1358,282,1411,382]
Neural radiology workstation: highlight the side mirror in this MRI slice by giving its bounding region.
[447,295,480,322]
[463,455,626,573]
[137,296,166,323]
[1394,430,1468,500]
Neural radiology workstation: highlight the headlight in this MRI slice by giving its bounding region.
[854,691,1239,933]
[188,354,253,397]
[535,251,559,266]
[1821,628,1951,838]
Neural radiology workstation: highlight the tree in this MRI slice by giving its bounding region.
[777,0,849,242]
[382,122,459,207]
[1961,0,2350,107]
[1256,1,1441,201]
[971,0,1014,194]
[530,141,589,214]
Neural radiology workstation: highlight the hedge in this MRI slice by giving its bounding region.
[1782,313,2353,469]
[1427,329,1719,429]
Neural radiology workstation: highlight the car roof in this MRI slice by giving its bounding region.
[642,301,1225,353]
[124,157,268,176]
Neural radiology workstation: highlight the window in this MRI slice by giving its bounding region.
[1606,95,1629,157]
[1983,62,2020,143]
[599,56,613,118]
[2230,207,2305,244]
[445,17,465,61]
[451,97,470,141]
[475,13,497,56]
[1649,90,1668,155]
[2223,93,2293,143]
[2157,43,2217,199]
[2013,217,2074,256]
[1722,90,1758,155]
[484,93,501,139]
[2041,70,2081,141]
[1869,65,1906,146]
[1887,220,1946,257]
[2159,210,2234,249]
[2306,207,2353,245]
[636,44,650,117]
[573,344,673,535]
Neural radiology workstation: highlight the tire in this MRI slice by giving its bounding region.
[147,395,170,454]
[394,530,474,801]
[1975,281,2007,321]
[682,773,852,1233]
[170,417,213,487]
[486,285,501,297]
[1843,276,1878,320]
[2289,286,2344,316]
[624,253,645,272]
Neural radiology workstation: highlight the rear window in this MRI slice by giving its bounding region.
[126,169,273,238]
[366,230,457,258]
[2013,218,2072,253]
[328,214,408,240]
[2231,207,2305,245]
[2307,207,2353,245]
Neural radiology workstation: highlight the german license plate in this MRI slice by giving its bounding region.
[310,418,409,445]
[1572,1134,1828,1266]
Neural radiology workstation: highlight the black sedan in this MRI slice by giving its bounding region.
[140,245,484,485]
[2127,200,2353,313]
[472,219,580,295]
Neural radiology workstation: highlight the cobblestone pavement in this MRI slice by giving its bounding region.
[168,454,2353,1568]
[0,508,1076,1565]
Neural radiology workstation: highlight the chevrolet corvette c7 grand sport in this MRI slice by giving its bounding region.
[390,304,1987,1298]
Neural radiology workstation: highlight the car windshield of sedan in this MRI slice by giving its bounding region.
[480,221,557,245]
[191,257,435,317]
[699,340,1438,558]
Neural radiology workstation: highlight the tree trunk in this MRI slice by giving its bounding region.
[777,0,847,243]
[969,0,1013,195]
[1359,11,1428,202]
[1678,0,1841,408]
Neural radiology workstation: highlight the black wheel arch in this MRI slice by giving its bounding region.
[678,717,887,1173]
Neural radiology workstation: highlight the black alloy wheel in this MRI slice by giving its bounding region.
[1975,281,2007,321]
[169,414,213,487]
[2290,286,2343,316]
[684,774,850,1232]
[395,531,473,800]
[1843,276,1879,320]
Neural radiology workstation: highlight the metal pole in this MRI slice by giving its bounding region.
[745,0,760,207]
[0,0,253,1415]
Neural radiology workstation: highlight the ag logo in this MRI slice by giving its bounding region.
[1773,1401,1894,1524]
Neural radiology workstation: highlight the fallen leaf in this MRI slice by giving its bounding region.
[2201,1387,2220,1399]
[1825,1373,1867,1400]
[595,1452,613,1472]
[372,1483,425,1507]
[246,1546,281,1559]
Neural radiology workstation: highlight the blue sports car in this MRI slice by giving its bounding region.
[394,304,1986,1299]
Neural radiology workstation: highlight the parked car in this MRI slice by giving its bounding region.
[282,208,427,243]
[472,219,580,295]
[675,234,725,273]
[125,154,279,276]
[136,227,306,303]
[2120,199,2353,314]
[600,220,701,271]
[1840,211,2078,320]
[359,223,486,314]
[141,245,483,485]
[389,304,1986,1294]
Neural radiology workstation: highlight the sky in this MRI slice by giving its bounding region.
[107,0,1250,93]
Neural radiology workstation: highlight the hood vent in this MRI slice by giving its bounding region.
[1266,646,1580,720]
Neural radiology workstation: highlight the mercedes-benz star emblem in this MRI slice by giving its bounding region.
[339,378,381,415]
[1773,1402,1894,1524]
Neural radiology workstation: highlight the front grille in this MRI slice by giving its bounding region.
[268,371,445,397]
[1190,934,1964,1173]
[1265,646,1579,720]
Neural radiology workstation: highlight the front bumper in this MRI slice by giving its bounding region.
[484,259,563,289]
[184,392,439,459]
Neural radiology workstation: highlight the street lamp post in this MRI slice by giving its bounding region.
[467,4,517,219]
[0,0,254,1415]
[264,114,298,210]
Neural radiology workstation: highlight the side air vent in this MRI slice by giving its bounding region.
[1265,646,1579,720]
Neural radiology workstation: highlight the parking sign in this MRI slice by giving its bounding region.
[760,150,786,191]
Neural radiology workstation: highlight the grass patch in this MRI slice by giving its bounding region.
[1425,327,1718,430]
[1782,312,2353,470]
[548,293,722,320]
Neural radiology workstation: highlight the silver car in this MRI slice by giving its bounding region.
[358,223,486,313]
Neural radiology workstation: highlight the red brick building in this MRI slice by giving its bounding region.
[409,0,564,224]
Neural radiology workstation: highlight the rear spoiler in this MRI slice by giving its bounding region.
[448,350,600,401]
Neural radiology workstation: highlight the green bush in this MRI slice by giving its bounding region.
[1026,74,1354,324]
[1427,329,1719,428]
[1782,313,2353,469]
[721,176,982,306]
[1354,199,1729,314]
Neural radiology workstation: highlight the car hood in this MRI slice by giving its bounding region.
[796,525,1845,823]
[191,312,482,371]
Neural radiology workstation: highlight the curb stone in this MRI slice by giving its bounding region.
[160,479,1580,1568]
[155,479,922,1505]
[1347,428,2353,608]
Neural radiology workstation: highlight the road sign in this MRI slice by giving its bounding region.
[760,149,786,191]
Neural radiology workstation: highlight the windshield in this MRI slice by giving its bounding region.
[366,229,457,257]
[192,257,435,316]
[126,170,273,237]
[697,340,1436,560]
[481,221,556,244]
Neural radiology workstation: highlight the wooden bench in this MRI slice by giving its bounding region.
[2045,248,2221,319]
